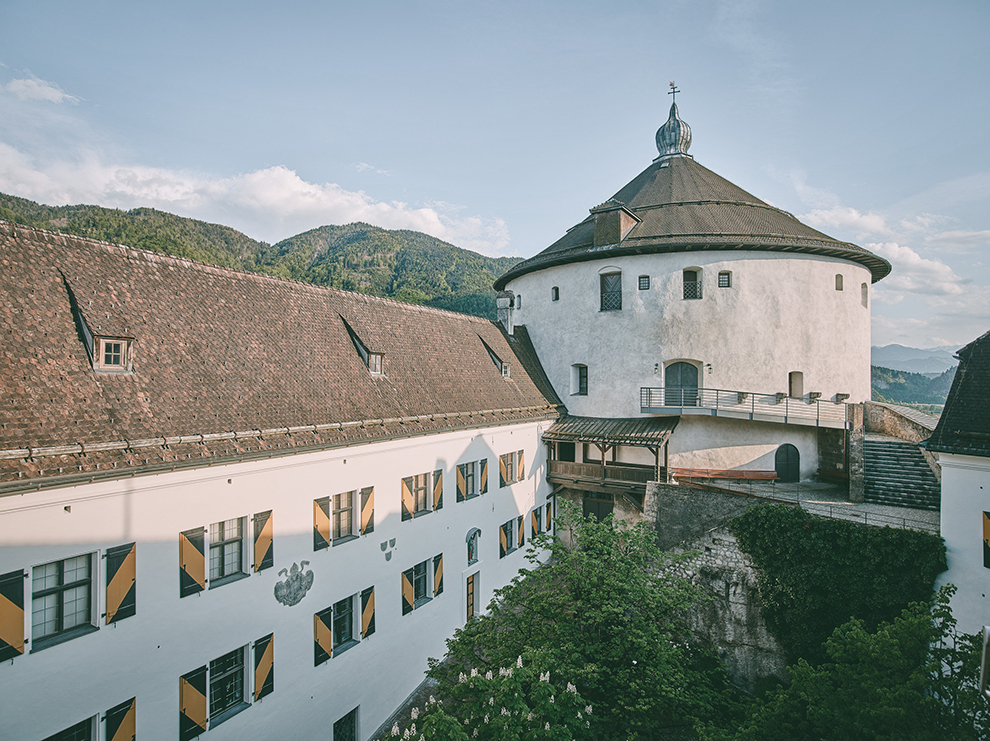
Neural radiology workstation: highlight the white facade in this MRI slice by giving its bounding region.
[505,250,870,476]
[937,452,990,634]
[0,420,552,741]
[509,251,873,419]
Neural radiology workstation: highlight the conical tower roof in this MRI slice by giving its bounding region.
[495,105,890,290]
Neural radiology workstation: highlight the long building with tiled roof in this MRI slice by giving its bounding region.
[0,220,559,741]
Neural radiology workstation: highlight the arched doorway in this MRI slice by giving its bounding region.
[775,444,800,482]
[664,362,698,406]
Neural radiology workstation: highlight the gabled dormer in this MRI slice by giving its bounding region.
[62,274,135,374]
[479,336,510,379]
[589,199,640,247]
[341,316,384,376]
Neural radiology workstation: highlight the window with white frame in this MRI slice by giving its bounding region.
[332,594,356,651]
[209,646,248,721]
[333,490,355,541]
[92,337,131,372]
[412,473,429,513]
[401,470,442,520]
[457,459,487,501]
[466,572,479,622]
[32,553,95,646]
[209,518,245,585]
[499,450,524,486]
[571,364,588,396]
[333,707,359,741]
[367,352,383,376]
[401,554,443,615]
[499,517,523,558]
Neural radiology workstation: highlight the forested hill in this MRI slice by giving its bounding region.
[254,224,520,317]
[872,365,955,406]
[0,192,521,319]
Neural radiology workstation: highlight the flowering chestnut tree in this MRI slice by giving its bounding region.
[388,656,593,741]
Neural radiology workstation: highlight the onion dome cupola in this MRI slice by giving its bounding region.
[494,93,891,291]
[655,102,692,161]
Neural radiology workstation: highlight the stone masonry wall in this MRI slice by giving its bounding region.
[650,482,789,692]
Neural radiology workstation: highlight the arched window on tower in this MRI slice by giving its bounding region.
[600,271,622,311]
[683,269,702,299]
[861,283,869,308]
[835,274,844,291]
[551,286,559,302]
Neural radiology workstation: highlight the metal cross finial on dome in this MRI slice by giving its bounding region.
[655,84,692,161]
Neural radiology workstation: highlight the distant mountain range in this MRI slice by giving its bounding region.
[871,343,960,375]
[0,191,520,320]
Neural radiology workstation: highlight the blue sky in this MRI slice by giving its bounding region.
[1,0,987,348]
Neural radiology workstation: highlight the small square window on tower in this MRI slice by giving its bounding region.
[638,275,650,290]
[718,271,732,288]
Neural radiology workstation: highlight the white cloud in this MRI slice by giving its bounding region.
[925,229,990,249]
[354,162,391,176]
[5,77,78,104]
[0,143,513,254]
[868,242,967,300]
[801,206,891,239]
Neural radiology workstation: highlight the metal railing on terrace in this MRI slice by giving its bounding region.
[640,386,849,428]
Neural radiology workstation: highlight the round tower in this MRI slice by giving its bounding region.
[496,100,889,480]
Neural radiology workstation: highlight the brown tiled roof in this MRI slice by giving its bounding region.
[0,222,558,493]
[543,415,678,447]
[495,156,891,289]
[926,330,990,458]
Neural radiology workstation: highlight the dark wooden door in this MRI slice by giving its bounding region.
[775,444,800,483]
[664,362,698,406]
[582,493,614,521]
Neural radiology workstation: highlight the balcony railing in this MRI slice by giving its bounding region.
[640,386,849,428]
[548,460,656,484]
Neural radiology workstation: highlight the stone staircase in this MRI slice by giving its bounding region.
[864,436,940,510]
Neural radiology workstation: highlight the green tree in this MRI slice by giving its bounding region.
[387,656,594,741]
[705,586,989,741]
[427,504,744,740]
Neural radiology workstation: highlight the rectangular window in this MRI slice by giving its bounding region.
[981,627,990,698]
[209,518,244,584]
[32,554,94,644]
[499,450,524,486]
[718,271,732,288]
[983,512,990,569]
[333,491,354,541]
[600,272,622,311]
[683,269,702,300]
[638,275,650,290]
[93,337,130,372]
[466,572,478,621]
[209,646,247,721]
[458,460,484,501]
[499,520,516,558]
[578,365,588,395]
[333,595,354,649]
[333,707,358,741]
[368,353,383,375]
[413,473,429,513]
[413,560,428,603]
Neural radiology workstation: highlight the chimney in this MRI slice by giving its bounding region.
[496,290,515,335]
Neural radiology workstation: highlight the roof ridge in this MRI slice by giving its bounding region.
[0,219,493,324]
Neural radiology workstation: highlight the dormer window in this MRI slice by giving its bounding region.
[93,337,132,373]
[341,316,385,377]
[479,336,510,379]
[368,352,384,376]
